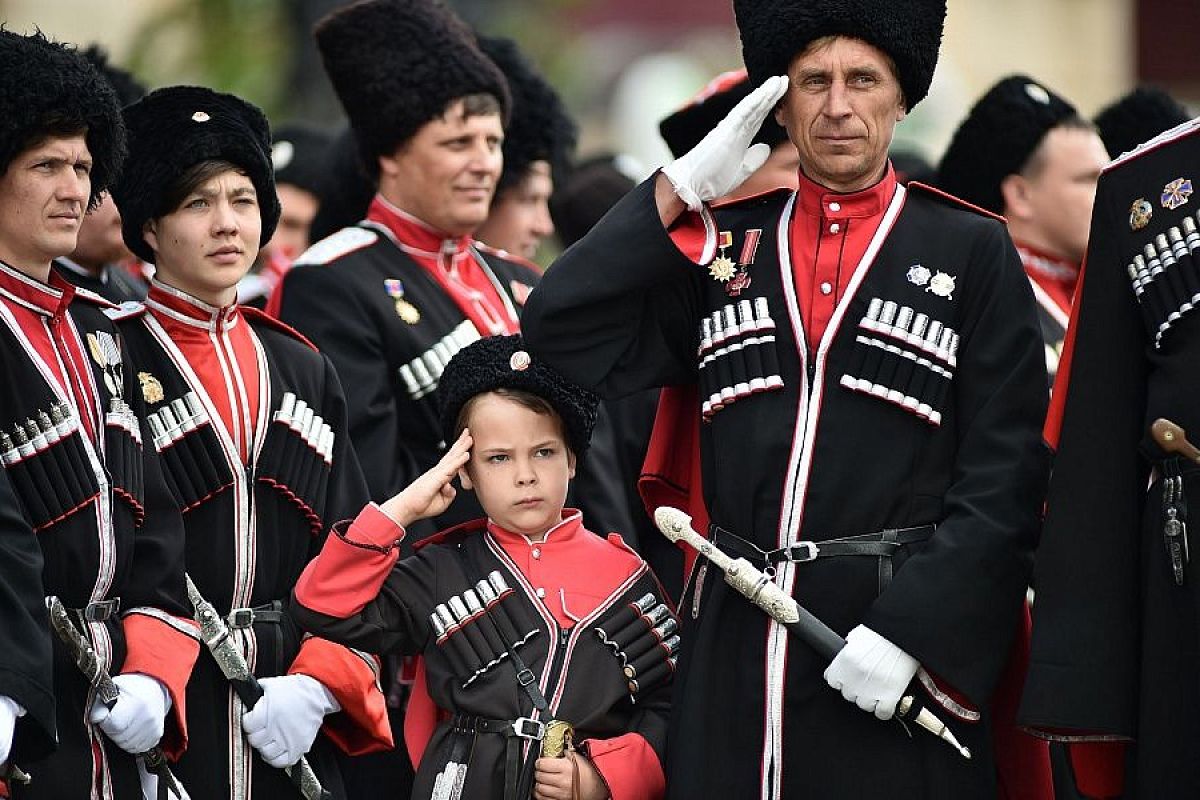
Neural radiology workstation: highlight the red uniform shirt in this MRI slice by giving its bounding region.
[1016,242,1078,326]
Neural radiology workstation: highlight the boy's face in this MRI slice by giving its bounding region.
[460,393,575,541]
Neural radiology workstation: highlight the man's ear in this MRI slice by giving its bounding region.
[567,451,577,480]
[458,468,474,491]
[999,173,1033,221]
[142,219,158,255]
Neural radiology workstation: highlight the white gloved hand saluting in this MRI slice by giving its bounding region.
[823,625,919,721]
[661,74,790,210]
[0,695,26,766]
[88,673,171,754]
[241,674,340,769]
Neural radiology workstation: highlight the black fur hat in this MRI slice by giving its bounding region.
[937,75,1080,215]
[734,0,946,110]
[271,124,333,196]
[659,69,789,159]
[113,86,280,264]
[81,45,146,108]
[1094,87,1191,160]
[438,334,599,458]
[308,127,376,244]
[477,36,576,192]
[0,30,126,210]
[315,0,511,171]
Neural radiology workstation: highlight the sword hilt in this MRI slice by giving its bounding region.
[1152,418,1200,463]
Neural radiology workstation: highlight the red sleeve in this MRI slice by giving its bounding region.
[665,210,713,264]
[1069,742,1126,799]
[288,637,393,756]
[991,604,1053,800]
[402,657,441,768]
[120,612,201,758]
[583,732,665,800]
[294,503,404,617]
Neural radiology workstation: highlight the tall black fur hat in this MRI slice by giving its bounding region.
[1094,87,1191,160]
[81,45,146,108]
[315,0,511,171]
[659,69,789,159]
[477,36,576,192]
[271,124,333,195]
[937,75,1080,214]
[734,0,946,110]
[112,86,280,264]
[438,334,599,458]
[0,30,126,211]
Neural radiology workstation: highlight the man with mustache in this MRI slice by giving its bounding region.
[522,0,1049,796]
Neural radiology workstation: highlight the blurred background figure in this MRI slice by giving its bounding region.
[52,44,149,303]
[1093,85,1193,160]
[549,152,640,249]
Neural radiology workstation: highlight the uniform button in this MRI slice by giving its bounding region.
[531,546,542,560]
[829,223,841,234]
[536,587,546,599]
[828,202,841,212]
[820,282,833,295]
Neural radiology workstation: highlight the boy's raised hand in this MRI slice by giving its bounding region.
[379,430,473,528]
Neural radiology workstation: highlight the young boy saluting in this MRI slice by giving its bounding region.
[291,335,673,800]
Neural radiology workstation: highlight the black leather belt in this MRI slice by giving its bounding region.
[450,713,546,800]
[710,523,936,591]
[226,600,284,629]
[72,597,121,622]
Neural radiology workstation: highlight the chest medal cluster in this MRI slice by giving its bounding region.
[839,298,959,426]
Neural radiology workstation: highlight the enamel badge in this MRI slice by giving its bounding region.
[138,372,165,404]
[926,271,956,300]
[907,264,932,287]
[384,278,421,324]
[1161,178,1193,211]
[87,332,123,396]
[710,231,736,283]
[1129,198,1153,230]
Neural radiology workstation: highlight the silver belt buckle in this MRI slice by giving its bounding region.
[787,541,820,562]
[227,608,256,628]
[511,717,545,741]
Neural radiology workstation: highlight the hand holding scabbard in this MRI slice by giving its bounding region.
[653,507,970,759]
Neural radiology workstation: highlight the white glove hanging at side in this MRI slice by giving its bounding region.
[0,695,26,765]
[661,74,790,210]
[88,673,171,754]
[241,674,340,769]
[823,624,919,721]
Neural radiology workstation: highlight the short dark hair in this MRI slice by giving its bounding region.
[156,158,247,217]
[454,388,571,454]
[1021,115,1097,178]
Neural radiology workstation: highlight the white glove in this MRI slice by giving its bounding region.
[241,674,340,769]
[88,673,171,754]
[661,74,790,210]
[0,695,26,765]
[823,625,919,720]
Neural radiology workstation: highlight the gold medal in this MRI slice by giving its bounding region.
[709,255,737,282]
[394,298,421,324]
[1129,198,1153,230]
[138,372,165,404]
[86,333,107,368]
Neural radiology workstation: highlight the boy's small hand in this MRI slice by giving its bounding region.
[533,753,610,800]
[379,429,472,527]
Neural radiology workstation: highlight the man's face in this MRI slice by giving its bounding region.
[144,169,262,306]
[474,160,555,260]
[378,99,504,237]
[0,134,92,275]
[72,193,131,271]
[261,183,319,263]
[775,37,906,193]
[1004,126,1110,263]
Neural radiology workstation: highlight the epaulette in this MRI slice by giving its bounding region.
[473,241,540,273]
[604,531,645,562]
[712,185,793,209]
[73,286,118,309]
[102,300,146,321]
[907,182,1007,224]
[292,226,378,267]
[241,306,318,352]
[413,518,488,552]
[1105,116,1200,171]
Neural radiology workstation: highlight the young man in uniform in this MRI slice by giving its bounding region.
[109,85,391,799]
[0,30,198,798]
[938,75,1109,382]
[522,0,1049,796]
[1019,116,1200,798]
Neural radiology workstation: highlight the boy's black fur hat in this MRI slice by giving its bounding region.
[81,45,146,108]
[315,0,511,171]
[271,124,333,196]
[937,75,1079,215]
[113,86,280,264]
[659,69,789,159]
[1094,87,1191,160]
[439,334,599,458]
[477,35,576,192]
[0,30,126,210]
[733,0,946,110]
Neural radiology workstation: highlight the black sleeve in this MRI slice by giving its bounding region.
[0,466,55,761]
[522,177,707,398]
[277,264,420,501]
[863,220,1051,706]
[314,351,372,544]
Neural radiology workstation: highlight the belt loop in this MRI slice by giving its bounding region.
[878,529,898,592]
